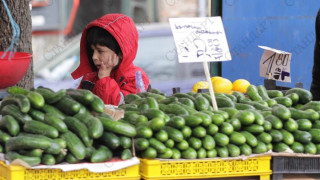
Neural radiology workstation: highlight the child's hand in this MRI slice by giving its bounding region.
[98,54,119,79]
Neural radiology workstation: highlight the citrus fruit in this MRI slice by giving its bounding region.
[192,81,209,93]
[212,78,233,93]
[232,79,251,93]
[211,76,223,84]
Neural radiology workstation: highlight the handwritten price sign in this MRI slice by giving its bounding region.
[169,17,231,63]
[259,46,292,82]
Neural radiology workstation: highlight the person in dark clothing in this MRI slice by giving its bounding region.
[311,9,320,100]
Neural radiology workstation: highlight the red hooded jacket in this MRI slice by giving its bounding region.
[71,14,150,105]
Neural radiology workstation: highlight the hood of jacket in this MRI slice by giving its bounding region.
[71,14,139,79]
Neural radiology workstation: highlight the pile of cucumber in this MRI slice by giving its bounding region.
[119,86,320,159]
[0,86,136,166]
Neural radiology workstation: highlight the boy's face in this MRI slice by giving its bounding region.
[91,44,119,70]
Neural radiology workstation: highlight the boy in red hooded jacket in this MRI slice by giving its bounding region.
[71,14,150,106]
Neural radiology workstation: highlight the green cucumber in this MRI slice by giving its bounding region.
[273,142,290,152]
[18,133,62,154]
[273,97,293,107]
[181,147,197,159]
[289,108,319,121]
[55,96,81,115]
[285,88,312,104]
[121,149,132,160]
[178,97,195,108]
[134,138,149,151]
[66,88,94,105]
[232,91,246,102]
[149,137,166,153]
[166,116,185,129]
[265,115,283,129]
[90,95,105,113]
[98,116,136,137]
[6,86,29,95]
[163,103,189,116]
[213,133,229,147]
[240,144,252,156]
[257,85,270,100]
[64,116,92,147]
[120,136,132,149]
[0,115,20,136]
[140,147,157,158]
[125,94,141,104]
[1,104,32,124]
[44,113,68,133]
[28,108,45,121]
[163,126,184,142]
[194,95,210,110]
[0,94,30,113]
[19,149,43,157]
[227,144,241,157]
[309,129,320,143]
[300,101,320,111]
[272,104,291,120]
[285,93,299,105]
[247,85,263,101]
[26,91,45,109]
[41,104,66,120]
[5,136,51,152]
[181,115,203,127]
[216,96,235,108]
[60,131,86,160]
[294,130,312,144]
[74,113,103,139]
[141,108,165,119]
[36,87,66,104]
[188,137,202,150]
[235,103,255,110]
[216,146,229,158]
[23,120,59,138]
[66,153,80,164]
[6,151,41,166]
[91,146,112,163]
[42,154,56,165]
[280,129,295,145]
[202,135,215,150]
[240,131,257,147]
[291,142,304,153]
[267,90,283,98]
[99,131,120,149]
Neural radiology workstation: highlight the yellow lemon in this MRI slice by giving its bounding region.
[212,78,233,93]
[211,76,223,84]
[232,79,251,93]
[192,81,209,93]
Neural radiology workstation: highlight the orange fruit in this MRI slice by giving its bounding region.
[212,78,233,93]
[192,81,209,93]
[232,79,251,93]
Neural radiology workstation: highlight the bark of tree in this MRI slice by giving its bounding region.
[0,0,33,89]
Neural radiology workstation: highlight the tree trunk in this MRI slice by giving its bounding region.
[0,0,33,89]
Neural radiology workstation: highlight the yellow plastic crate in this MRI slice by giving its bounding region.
[0,161,140,180]
[140,156,272,180]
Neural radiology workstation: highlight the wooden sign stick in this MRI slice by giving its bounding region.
[203,60,218,110]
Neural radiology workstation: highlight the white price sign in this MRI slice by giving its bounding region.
[259,46,292,82]
[169,17,231,63]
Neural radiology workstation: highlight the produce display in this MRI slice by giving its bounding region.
[0,86,135,166]
[119,84,320,159]
[0,82,319,166]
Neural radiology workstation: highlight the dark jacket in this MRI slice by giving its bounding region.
[311,9,320,100]
[71,14,150,105]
